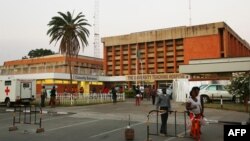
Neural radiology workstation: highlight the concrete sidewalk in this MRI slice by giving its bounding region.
[4,98,248,124]
[2,98,249,141]
[39,98,249,124]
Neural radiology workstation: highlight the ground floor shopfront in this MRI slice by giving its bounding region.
[0,70,240,102]
[0,73,190,96]
[36,79,103,95]
[0,73,104,95]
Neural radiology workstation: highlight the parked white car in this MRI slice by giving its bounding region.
[199,84,236,103]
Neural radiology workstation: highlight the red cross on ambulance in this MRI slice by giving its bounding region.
[5,87,10,96]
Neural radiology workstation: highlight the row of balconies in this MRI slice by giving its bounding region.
[107,45,184,55]
[107,50,184,61]
[106,56,184,65]
[107,54,184,62]
[106,67,177,76]
[0,65,104,76]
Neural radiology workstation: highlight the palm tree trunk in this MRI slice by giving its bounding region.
[68,55,73,95]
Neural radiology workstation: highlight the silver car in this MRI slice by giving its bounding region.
[199,84,235,103]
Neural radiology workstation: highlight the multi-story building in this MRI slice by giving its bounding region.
[1,22,249,93]
[101,22,250,87]
[0,54,104,94]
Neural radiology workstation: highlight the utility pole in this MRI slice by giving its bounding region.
[189,0,192,26]
[94,0,100,58]
[136,45,138,87]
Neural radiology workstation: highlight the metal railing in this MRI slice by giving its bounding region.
[9,105,44,133]
[146,109,190,139]
[41,93,125,106]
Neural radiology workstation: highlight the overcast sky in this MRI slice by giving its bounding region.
[0,0,250,65]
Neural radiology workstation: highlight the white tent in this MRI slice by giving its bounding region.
[173,79,230,102]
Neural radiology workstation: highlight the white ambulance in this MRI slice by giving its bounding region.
[0,79,36,107]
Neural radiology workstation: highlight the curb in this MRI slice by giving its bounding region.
[207,119,249,125]
[5,109,72,115]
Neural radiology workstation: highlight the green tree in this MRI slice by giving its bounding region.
[47,11,90,92]
[227,72,250,112]
[28,48,55,58]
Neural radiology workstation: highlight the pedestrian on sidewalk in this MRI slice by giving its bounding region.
[49,86,56,108]
[150,85,157,105]
[145,86,151,101]
[79,87,84,96]
[40,86,47,107]
[186,86,204,139]
[111,86,117,104]
[135,85,141,106]
[156,88,171,136]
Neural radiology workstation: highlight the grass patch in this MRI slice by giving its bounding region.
[205,102,250,113]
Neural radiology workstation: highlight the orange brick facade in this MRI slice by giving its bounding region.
[184,35,221,64]
[1,54,103,94]
[102,22,250,80]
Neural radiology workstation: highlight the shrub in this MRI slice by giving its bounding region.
[124,89,136,98]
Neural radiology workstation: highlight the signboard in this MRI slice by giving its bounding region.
[126,73,189,81]
[73,75,98,81]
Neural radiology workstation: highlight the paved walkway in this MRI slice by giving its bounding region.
[2,98,249,141]
[42,98,250,124]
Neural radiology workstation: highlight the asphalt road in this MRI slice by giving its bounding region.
[0,99,249,141]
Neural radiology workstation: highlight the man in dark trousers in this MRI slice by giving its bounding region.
[156,88,171,136]
[150,85,157,105]
[49,86,56,108]
[41,86,47,107]
[111,86,117,103]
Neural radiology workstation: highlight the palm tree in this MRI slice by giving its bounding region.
[47,11,90,93]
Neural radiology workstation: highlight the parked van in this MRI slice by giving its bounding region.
[0,79,36,107]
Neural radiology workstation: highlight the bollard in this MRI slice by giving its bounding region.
[18,105,21,123]
[211,94,213,103]
[35,106,37,124]
[174,111,177,137]
[70,94,73,106]
[24,106,26,124]
[29,105,32,124]
[125,127,134,140]
[36,107,44,133]
[156,110,159,135]
[220,95,223,109]
[9,106,18,131]
[184,111,187,136]
[125,115,134,140]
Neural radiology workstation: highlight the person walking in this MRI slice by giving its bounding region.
[186,86,204,139]
[49,86,56,108]
[111,86,117,104]
[40,86,47,107]
[145,86,151,101]
[102,87,109,94]
[135,85,141,106]
[150,85,157,105]
[79,87,84,96]
[156,88,171,136]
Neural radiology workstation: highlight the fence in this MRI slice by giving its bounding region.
[145,109,213,141]
[9,105,44,133]
[146,110,189,138]
[41,93,125,106]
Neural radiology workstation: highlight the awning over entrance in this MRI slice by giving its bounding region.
[179,57,250,74]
